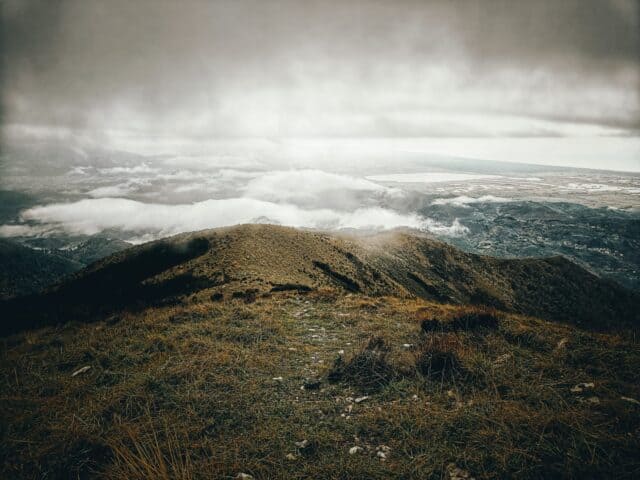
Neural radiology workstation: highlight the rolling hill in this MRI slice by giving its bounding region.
[1,224,637,335]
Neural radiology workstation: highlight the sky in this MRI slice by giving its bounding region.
[1,0,639,157]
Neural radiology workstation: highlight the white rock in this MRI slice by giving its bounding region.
[571,382,595,393]
[402,343,413,348]
[338,350,345,355]
[377,451,387,460]
[621,396,640,405]
[272,376,284,382]
[446,463,475,480]
[349,446,363,455]
[354,396,369,403]
[285,453,296,460]
[412,394,419,401]
[236,474,254,480]
[294,440,309,449]
[71,366,91,377]
[493,353,512,365]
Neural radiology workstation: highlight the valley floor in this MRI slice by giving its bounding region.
[1,291,639,479]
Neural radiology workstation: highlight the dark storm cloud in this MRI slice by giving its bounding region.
[1,0,638,138]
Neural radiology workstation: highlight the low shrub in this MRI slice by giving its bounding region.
[327,337,400,392]
[421,308,500,334]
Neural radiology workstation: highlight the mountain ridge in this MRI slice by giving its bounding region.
[1,224,637,335]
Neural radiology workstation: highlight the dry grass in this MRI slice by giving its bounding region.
[327,337,404,392]
[1,292,639,479]
[108,418,193,480]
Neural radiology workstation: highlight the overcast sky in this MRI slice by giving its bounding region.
[2,0,639,145]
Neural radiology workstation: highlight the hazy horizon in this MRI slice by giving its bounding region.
[2,0,639,172]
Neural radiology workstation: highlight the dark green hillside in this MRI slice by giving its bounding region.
[0,238,80,299]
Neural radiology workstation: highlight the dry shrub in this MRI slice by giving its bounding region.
[415,333,465,381]
[420,307,500,334]
[210,292,224,302]
[327,337,399,392]
[231,289,258,304]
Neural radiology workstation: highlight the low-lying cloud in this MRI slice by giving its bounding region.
[431,195,512,207]
[16,197,467,239]
[367,173,502,184]
[243,170,402,209]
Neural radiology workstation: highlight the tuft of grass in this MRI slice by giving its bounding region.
[108,419,193,480]
[415,333,465,381]
[327,337,405,392]
[420,306,500,334]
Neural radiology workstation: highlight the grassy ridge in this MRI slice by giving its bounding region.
[2,225,637,337]
[2,291,639,479]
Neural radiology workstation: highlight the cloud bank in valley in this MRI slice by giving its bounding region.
[0,169,468,239]
[15,197,467,240]
[431,195,512,207]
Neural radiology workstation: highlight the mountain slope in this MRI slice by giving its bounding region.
[359,231,638,328]
[1,224,640,479]
[1,224,637,335]
[54,236,132,266]
[0,238,81,299]
[2,281,640,479]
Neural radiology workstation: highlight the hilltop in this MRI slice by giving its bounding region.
[1,224,637,335]
[1,225,639,479]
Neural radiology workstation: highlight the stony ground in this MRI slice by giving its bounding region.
[1,290,639,479]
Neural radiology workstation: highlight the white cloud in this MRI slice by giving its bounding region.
[98,163,157,175]
[243,170,402,209]
[366,173,502,183]
[87,183,136,198]
[17,197,467,239]
[431,195,512,207]
[562,183,640,194]
[87,177,152,198]
[0,224,54,237]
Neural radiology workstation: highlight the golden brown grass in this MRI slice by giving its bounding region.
[108,418,193,480]
[1,291,639,478]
